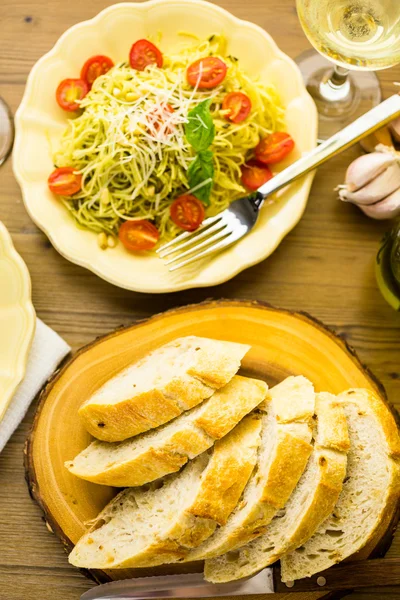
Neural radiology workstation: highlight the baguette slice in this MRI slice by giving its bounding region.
[184,376,315,563]
[205,392,350,582]
[66,375,268,487]
[69,414,263,569]
[79,336,250,442]
[281,388,400,582]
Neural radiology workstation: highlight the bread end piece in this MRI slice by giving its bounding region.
[79,337,250,442]
[281,387,400,582]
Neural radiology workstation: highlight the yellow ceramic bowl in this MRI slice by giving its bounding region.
[14,0,317,293]
[0,222,36,422]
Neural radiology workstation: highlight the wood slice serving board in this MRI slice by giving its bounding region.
[25,300,399,600]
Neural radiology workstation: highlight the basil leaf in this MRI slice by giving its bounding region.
[185,100,216,152]
[188,150,214,205]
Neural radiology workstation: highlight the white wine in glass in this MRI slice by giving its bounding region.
[296,0,400,139]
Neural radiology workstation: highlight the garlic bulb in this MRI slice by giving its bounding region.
[338,146,400,219]
[342,152,395,192]
[339,163,400,205]
[359,189,400,220]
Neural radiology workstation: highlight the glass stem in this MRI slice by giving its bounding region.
[329,65,350,87]
[319,64,352,102]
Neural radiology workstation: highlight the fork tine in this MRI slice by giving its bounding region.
[168,230,242,271]
[156,214,222,255]
[159,218,228,259]
[164,225,231,266]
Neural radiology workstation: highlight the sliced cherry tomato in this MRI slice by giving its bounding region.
[129,39,163,71]
[187,57,227,89]
[255,132,295,165]
[241,160,273,191]
[222,92,252,123]
[48,167,82,196]
[81,55,114,88]
[118,220,160,251]
[149,103,175,135]
[56,78,89,112]
[170,195,205,231]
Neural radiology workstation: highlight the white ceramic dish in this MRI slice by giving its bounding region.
[13,0,317,293]
[0,222,36,421]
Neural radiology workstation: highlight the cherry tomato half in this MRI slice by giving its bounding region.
[48,167,82,196]
[81,55,114,88]
[129,39,163,71]
[56,78,89,112]
[170,195,205,231]
[255,132,295,165]
[241,160,273,191]
[187,57,227,89]
[118,220,160,251]
[222,92,251,124]
[149,103,175,135]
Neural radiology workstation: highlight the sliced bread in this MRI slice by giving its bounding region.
[69,413,263,569]
[204,392,350,582]
[66,375,268,487]
[79,336,250,442]
[281,388,400,582]
[183,376,315,563]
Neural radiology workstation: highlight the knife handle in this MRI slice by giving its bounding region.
[274,558,400,592]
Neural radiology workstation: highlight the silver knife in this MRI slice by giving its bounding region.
[81,558,400,599]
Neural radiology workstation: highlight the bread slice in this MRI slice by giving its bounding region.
[281,388,400,582]
[79,336,250,442]
[66,375,268,487]
[184,376,315,563]
[188,413,263,526]
[204,392,350,582]
[69,414,263,569]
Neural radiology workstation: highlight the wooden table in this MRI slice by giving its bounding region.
[0,0,399,599]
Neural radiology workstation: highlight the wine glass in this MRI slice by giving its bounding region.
[295,0,400,140]
[0,97,14,167]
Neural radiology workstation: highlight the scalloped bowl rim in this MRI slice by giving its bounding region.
[0,222,36,421]
[13,0,318,293]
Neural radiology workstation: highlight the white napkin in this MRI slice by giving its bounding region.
[0,318,71,452]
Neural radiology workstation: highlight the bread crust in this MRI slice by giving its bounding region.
[186,343,251,389]
[281,448,347,552]
[261,427,313,509]
[79,390,183,441]
[336,389,400,560]
[204,392,350,583]
[280,387,400,582]
[314,392,350,452]
[67,376,267,487]
[194,376,268,439]
[188,414,262,525]
[186,378,316,563]
[69,417,263,569]
[272,376,315,423]
[341,388,400,458]
[66,427,210,487]
[79,337,250,442]
[199,427,313,558]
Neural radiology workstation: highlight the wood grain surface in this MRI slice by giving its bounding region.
[0,1,399,600]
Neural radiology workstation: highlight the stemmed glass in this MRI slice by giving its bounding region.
[295,0,400,140]
[0,97,14,166]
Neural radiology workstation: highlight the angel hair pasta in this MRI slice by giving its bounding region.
[52,35,286,249]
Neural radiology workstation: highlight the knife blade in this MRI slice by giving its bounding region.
[81,558,400,600]
[81,569,274,600]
